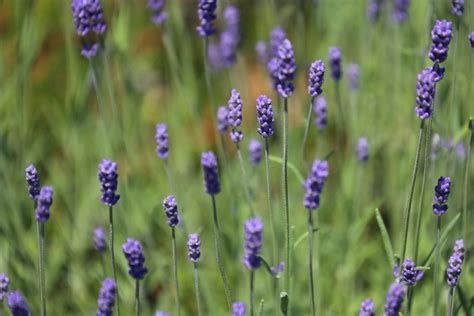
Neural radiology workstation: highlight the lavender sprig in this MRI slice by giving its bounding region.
[196,0,217,38]
[25,164,40,201]
[383,283,406,316]
[359,298,374,316]
[97,278,117,316]
[7,291,30,316]
[0,273,9,303]
[148,0,167,25]
[122,239,148,316]
[188,234,202,316]
[447,240,464,316]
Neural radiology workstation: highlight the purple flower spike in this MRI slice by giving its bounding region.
[347,64,360,91]
[248,138,262,166]
[359,298,374,316]
[163,195,180,228]
[122,239,148,280]
[357,137,369,163]
[367,1,380,23]
[220,5,240,68]
[452,0,464,17]
[227,89,244,143]
[383,283,406,316]
[276,39,296,98]
[35,186,53,223]
[469,32,474,50]
[155,123,169,160]
[98,159,120,207]
[25,164,40,201]
[329,47,342,81]
[429,20,453,64]
[392,0,410,23]
[415,67,436,120]
[94,227,107,253]
[243,218,263,270]
[196,0,217,37]
[308,60,325,97]
[270,27,286,56]
[187,233,201,263]
[313,96,327,129]
[271,262,285,277]
[7,291,30,316]
[304,160,329,210]
[0,273,9,303]
[447,239,465,287]
[256,95,275,138]
[148,0,167,25]
[232,302,246,316]
[432,176,451,216]
[217,106,229,133]
[401,258,424,286]
[96,278,117,316]
[156,311,170,316]
[201,151,221,195]
[255,41,269,64]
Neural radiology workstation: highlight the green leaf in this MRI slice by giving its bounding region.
[414,266,431,271]
[257,256,278,279]
[375,208,396,269]
[269,155,305,184]
[293,228,320,250]
[422,213,460,266]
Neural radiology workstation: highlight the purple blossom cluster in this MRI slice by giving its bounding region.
[232,302,246,316]
[0,273,9,303]
[163,195,180,228]
[304,160,329,210]
[122,239,148,280]
[313,96,327,129]
[446,239,464,287]
[452,0,464,17]
[248,138,262,166]
[148,0,167,25]
[382,283,406,316]
[96,278,117,316]
[196,0,217,37]
[227,89,244,143]
[7,291,30,316]
[359,298,374,316]
[201,152,221,195]
[429,20,453,64]
[35,186,54,223]
[243,218,263,270]
[71,0,107,57]
[400,258,424,286]
[155,123,169,160]
[415,67,436,120]
[187,233,201,263]
[98,159,120,207]
[308,60,325,97]
[217,106,229,133]
[93,227,107,253]
[25,165,40,201]
[276,39,296,98]
[357,137,369,163]
[256,95,275,138]
[432,176,451,216]
[329,47,342,81]
[392,0,410,23]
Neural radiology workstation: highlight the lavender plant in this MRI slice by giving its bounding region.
[0,273,9,303]
[243,218,263,316]
[148,0,167,26]
[232,302,246,316]
[187,233,202,316]
[96,278,117,316]
[446,240,464,316]
[122,239,148,316]
[7,291,30,316]
[248,138,262,167]
[359,298,374,316]
[383,283,406,316]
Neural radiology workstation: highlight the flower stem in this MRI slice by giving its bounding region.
[301,97,314,162]
[265,139,278,265]
[462,130,473,251]
[211,195,232,309]
[109,206,120,316]
[203,38,215,108]
[135,280,140,316]
[307,209,316,316]
[282,97,290,299]
[448,286,455,316]
[250,270,255,316]
[449,17,460,134]
[171,228,181,316]
[37,222,46,316]
[193,263,202,316]
[433,216,442,316]
[236,145,256,216]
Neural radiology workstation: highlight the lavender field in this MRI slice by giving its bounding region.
[0,0,473,315]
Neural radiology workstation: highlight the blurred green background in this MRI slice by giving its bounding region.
[0,0,473,314]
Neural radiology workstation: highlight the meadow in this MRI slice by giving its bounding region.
[0,0,473,315]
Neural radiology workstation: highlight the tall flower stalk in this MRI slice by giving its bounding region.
[446,240,465,316]
[463,119,473,246]
[188,234,202,316]
[243,218,263,316]
[96,278,117,316]
[329,47,343,139]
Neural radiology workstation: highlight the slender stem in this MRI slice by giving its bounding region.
[37,222,46,316]
[193,264,202,316]
[109,206,120,316]
[210,195,232,309]
[400,121,425,271]
[301,97,314,162]
[236,145,256,216]
[101,50,119,128]
[171,228,181,316]
[307,209,316,316]
[462,132,473,251]
[448,287,455,316]
[449,18,460,134]
[335,82,344,147]
[282,97,290,298]
[405,287,413,316]
[135,280,140,316]
[265,139,278,265]
[250,270,255,316]
[433,216,442,316]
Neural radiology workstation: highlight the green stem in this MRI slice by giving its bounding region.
[307,209,315,316]
[135,280,140,316]
[448,287,455,316]
[203,38,215,108]
[37,222,46,316]
[335,82,344,143]
[109,206,120,316]
[193,264,202,316]
[301,97,314,162]
[250,270,255,316]
[236,145,256,216]
[282,97,290,299]
[171,228,181,316]
[449,18,460,134]
[405,287,413,316]
[462,131,473,251]
[211,195,232,309]
[265,139,278,266]
[433,216,442,316]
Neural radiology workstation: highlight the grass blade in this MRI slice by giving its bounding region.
[375,208,396,269]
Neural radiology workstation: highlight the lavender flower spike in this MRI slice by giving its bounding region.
[432,176,451,216]
[256,95,275,138]
[367,1,381,23]
[304,160,329,210]
[148,0,167,25]
[25,164,40,201]
[232,301,247,316]
[392,0,410,23]
[98,159,120,207]
[313,96,327,129]
[270,27,286,56]
[7,291,30,316]
[94,227,107,253]
[35,186,53,223]
[217,106,229,133]
[155,123,169,160]
[401,258,424,286]
[359,298,374,316]
[347,64,360,91]
[469,32,474,50]
[243,218,263,270]
[308,60,325,97]
[382,283,406,316]
[163,195,180,228]
[227,89,244,143]
[276,39,296,98]
[201,151,221,195]
[447,239,465,287]
[97,278,117,316]
[357,137,369,163]
[329,47,342,81]
[415,67,436,120]
[187,233,201,263]
[196,0,217,37]
[0,273,9,303]
[220,5,240,68]
[248,139,262,166]
[122,239,148,280]
[429,20,453,64]
[452,0,464,17]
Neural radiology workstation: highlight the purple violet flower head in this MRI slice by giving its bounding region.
[155,312,170,316]
[469,32,474,50]
[432,176,451,216]
[163,195,180,228]
[81,43,99,58]
[367,1,381,23]
[415,67,436,120]
[256,95,275,138]
[227,89,244,143]
[270,262,285,277]
[446,239,465,287]
[220,31,238,68]
[329,47,342,81]
[243,217,263,270]
[196,0,217,37]
[122,239,148,280]
[207,42,223,70]
[392,0,410,23]
[232,302,246,316]
[270,27,286,56]
[276,39,296,98]
[94,227,107,253]
[98,159,120,207]
[0,273,9,303]
[267,57,280,90]
[25,164,40,201]
[248,138,262,166]
[313,96,327,129]
[359,298,374,316]
[429,20,453,64]
[357,137,369,163]
[217,106,229,133]
[428,64,445,82]
[155,123,169,160]
[304,160,329,210]
[308,60,325,97]
[187,233,201,263]
[347,64,360,91]
[256,41,269,64]
[7,291,30,316]
[401,258,424,286]
[382,283,406,316]
[452,0,464,16]
[201,151,221,195]
[96,278,117,316]
[35,186,53,223]
[148,0,167,25]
